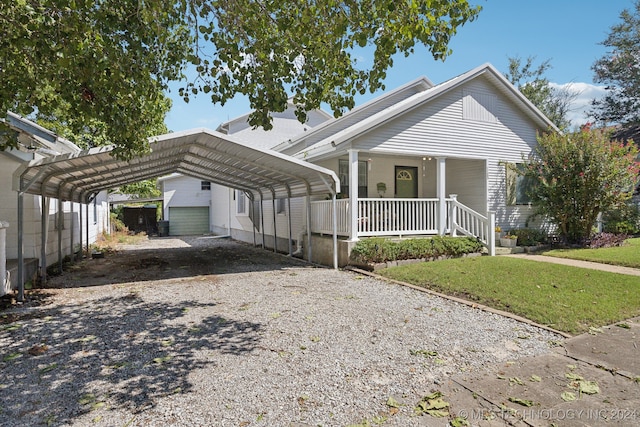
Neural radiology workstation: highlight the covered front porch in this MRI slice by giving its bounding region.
[310,150,496,256]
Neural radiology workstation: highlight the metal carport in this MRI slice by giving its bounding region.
[12,128,341,300]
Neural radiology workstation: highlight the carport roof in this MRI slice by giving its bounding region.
[13,128,340,203]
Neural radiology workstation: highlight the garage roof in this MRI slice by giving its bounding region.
[13,128,340,203]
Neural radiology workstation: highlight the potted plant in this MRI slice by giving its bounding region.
[500,233,518,248]
[494,226,503,244]
[376,182,387,197]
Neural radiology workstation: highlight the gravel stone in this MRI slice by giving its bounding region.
[0,237,562,426]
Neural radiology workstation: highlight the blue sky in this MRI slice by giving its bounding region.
[164,0,636,132]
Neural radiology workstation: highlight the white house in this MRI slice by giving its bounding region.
[1,113,110,296]
[159,64,557,266]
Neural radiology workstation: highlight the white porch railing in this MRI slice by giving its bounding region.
[309,196,495,255]
[310,199,350,236]
[449,195,496,256]
[357,198,440,236]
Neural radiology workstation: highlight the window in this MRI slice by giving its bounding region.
[236,190,246,214]
[338,159,368,198]
[506,163,535,205]
[201,181,211,190]
[276,198,286,214]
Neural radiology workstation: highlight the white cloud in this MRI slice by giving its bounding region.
[549,82,608,128]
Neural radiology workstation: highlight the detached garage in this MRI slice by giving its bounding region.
[168,207,210,235]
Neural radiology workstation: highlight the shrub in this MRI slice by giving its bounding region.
[506,228,548,246]
[602,202,640,235]
[349,236,483,264]
[587,232,629,249]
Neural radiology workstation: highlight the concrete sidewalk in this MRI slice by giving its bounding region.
[437,317,640,426]
[501,253,640,276]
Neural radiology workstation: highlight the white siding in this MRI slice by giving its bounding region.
[1,153,108,265]
[351,75,541,230]
[163,176,211,220]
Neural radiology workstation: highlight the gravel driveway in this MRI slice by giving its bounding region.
[0,236,561,426]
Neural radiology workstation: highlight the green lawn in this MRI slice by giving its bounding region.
[541,237,640,268]
[378,256,640,335]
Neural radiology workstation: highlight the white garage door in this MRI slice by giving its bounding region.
[168,207,210,235]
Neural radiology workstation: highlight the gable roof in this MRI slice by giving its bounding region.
[274,76,434,155]
[289,64,559,160]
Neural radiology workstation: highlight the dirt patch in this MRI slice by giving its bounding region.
[40,236,305,289]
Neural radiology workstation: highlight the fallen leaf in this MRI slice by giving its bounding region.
[576,380,600,395]
[28,344,48,356]
[565,372,584,381]
[507,397,535,407]
[3,352,22,362]
[451,416,471,427]
[509,377,524,386]
[561,391,576,402]
[529,375,542,382]
[39,363,58,374]
[386,396,401,408]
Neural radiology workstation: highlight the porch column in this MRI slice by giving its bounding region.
[436,157,447,235]
[348,149,359,241]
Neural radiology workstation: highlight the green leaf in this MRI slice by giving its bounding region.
[529,374,542,382]
[386,396,401,408]
[450,416,471,427]
[576,380,600,395]
[565,372,584,381]
[507,397,535,407]
[561,391,576,402]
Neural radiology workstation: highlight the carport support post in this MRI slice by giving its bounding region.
[17,191,24,302]
[58,198,63,273]
[70,202,74,262]
[250,194,257,247]
[332,193,338,269]
[271,195,277,253]
[85,202,89,255]
[79,203,83,258]
[306,194,312,263]
[287,195,293,256]
[259,193,265,249]
[40,196,49,286]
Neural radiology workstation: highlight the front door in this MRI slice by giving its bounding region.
[395,166,418,198]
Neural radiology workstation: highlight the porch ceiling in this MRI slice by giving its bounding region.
[13,128,340,203]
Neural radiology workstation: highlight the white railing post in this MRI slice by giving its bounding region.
[449,194,457,237]
[488,211,496,256]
